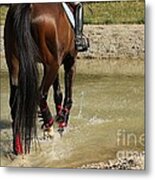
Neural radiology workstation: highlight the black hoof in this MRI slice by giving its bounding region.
[58,128,64,137]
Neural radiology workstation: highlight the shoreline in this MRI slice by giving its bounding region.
[0,24,144,72]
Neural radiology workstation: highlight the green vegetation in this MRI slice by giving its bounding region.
[0,5,8,25]
[84,1,145,24]
[0,0,144,25]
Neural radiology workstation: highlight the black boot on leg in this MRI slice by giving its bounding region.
[75,3,89,52]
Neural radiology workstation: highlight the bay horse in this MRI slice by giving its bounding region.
[4,3,77,155]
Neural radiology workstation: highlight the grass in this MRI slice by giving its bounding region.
[0,1,144,25]
[0,5,8,25]
[84,0,145,24]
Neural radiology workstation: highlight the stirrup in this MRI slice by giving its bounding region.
[75,35,89,52]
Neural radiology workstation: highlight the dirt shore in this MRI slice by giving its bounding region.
[81,24,144,60]
[0,24,144,72]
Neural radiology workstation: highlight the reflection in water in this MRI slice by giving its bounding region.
[0,69,144,168]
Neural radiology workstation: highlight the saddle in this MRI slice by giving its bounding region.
[62,2,75,29]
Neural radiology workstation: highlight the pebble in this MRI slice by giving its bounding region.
[81,151,145,170]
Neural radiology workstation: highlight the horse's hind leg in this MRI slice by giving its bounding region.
[7,56,23,155]
[39,63,59,138]
[4,14,23,154]
[9,56,19,120]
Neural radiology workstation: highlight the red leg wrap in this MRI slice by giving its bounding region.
[58,121,67,129]
[44,118,54,128]
[57,105,62,115]
[15,133,23,155]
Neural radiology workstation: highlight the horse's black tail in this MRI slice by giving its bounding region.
[13,4,39,153]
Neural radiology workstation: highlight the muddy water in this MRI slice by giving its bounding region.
[0,61,144,168]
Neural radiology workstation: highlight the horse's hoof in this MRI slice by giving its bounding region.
[57,121,67,137]
[43,126,54,139]
[58,128,64,137]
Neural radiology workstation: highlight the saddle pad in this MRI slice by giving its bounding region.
[62,2,75,28]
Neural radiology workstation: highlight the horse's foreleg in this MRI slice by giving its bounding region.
[53,74,63,116]
[63,63,76,125]
[57,57,76,131]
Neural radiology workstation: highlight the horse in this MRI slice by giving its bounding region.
[4,3,77,155]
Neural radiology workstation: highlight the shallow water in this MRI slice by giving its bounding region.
[0,61,144,168]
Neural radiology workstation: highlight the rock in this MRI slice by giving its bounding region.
[80,151,145,170]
